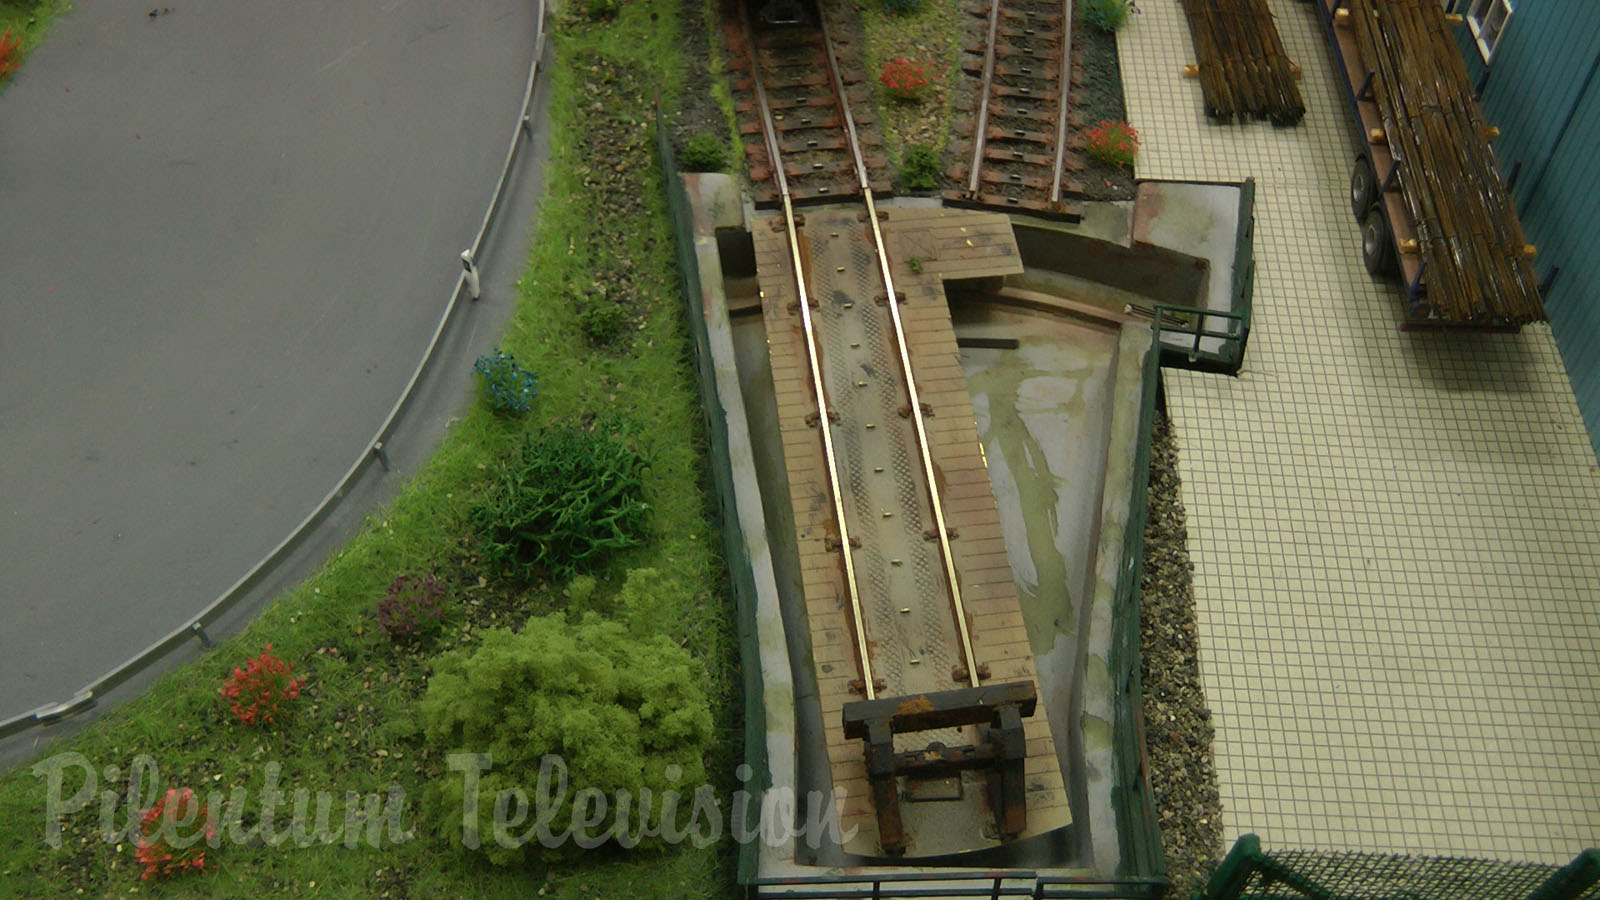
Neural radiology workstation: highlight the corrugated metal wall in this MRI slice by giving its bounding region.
[1523,76,1600,456]
[1452,0,1600,457]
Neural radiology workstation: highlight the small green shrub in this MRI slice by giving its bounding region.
[1080,0,1131,32]
[883,0,921,14]
[577,294,628,346]
[421,613,714,864]
[898,144,941,191]
[678,133,726,172]
[474,349,539,416]
[472,422,650,583]
[582,0,620,21]
[908,256,924,274]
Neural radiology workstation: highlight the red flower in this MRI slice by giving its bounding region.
[879,56,930,102]
[134,787,216,881]
[0,30,20,80]
[219,644,305,726]
[1086,119,1139,167]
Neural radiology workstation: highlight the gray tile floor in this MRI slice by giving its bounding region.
[1118,0,1600,863]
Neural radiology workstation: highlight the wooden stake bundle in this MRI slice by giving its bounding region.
[1347,0,1543,324]
[1178,0,1305,124]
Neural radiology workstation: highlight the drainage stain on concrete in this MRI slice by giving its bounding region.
[960,311,1117,659]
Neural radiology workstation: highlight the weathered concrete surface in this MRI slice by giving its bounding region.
[0,1,540,722]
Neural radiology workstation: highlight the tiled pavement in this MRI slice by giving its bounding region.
[1116,0,1600,863]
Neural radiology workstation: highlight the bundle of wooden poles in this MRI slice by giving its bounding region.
[1178,0,1305,124]
[1347,0,1544,324]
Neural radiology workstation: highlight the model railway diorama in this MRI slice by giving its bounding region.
[670,0,1541,894]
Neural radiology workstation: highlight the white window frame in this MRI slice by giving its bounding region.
[1466,0,1514,63]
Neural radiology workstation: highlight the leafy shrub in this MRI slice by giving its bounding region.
[678,133,726,172]
[421,613,714,864]
[472,422,650,583]
[219,645,304,727]
[577,293,628,346]
[1085,119,1139,167]
[377,574,447,643]
[134,787,215,881]
[882,0,921,14]
[898,144,941,191]
[0,30,19,81]
[582,0,620,21]
[879,56,930,102]
[474,349,539,416]
[1080,0,1131,32]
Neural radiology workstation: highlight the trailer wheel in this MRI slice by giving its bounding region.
[1362,203,1397,276]
[1351,154,1378,219]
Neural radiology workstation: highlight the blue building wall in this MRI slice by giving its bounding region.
[1451,0,1600,458]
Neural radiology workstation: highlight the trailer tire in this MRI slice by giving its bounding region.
[1351,155,1378,220]
[1362,203,1397,276]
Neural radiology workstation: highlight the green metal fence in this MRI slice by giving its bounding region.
[1155,178,1255,376]
[1199,835,1600,900]
[654,100,774,889]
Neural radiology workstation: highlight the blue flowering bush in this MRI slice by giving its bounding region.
[473,349,538,416]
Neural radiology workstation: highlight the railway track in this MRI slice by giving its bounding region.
[724,0,891,206]
[948,0,1084,218]
[735,0,1044,855]
[736,0,979,702]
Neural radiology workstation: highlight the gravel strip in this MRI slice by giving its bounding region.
[1140,408,1224,896]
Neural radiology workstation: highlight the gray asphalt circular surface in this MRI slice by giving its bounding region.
[0,0,541,722]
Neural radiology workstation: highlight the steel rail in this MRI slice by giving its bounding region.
[1048,0,1074,205]
[966,0,1004,198]
[816,8,981,689]
[738,2,879,699]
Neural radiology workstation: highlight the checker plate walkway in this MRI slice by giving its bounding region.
[754,206,1072,857]
[1119,0,1600,862]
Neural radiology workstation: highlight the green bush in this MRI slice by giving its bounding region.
[421,613,714,864]
[472,423,651,583]
[883,0,921,14]
[677,133,726,172]
[1080,0,1131,32]
[898,144,941,191]
[577,293,628,346]
[583,0,621,21]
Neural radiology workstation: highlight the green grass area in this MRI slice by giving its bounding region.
[859,0,967,159]
[0,1,740,897]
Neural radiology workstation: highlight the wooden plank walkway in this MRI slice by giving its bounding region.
[754,205,1071,857]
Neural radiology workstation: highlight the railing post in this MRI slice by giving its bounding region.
[1526,850,1600,900]
[1199,834,1262,900]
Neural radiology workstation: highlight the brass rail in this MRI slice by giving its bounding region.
[816,8,981,689]
[739,1,878,698]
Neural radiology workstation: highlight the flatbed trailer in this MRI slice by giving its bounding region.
[1316,0,1536,330]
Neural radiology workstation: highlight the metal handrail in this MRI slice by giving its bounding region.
[0,0,548,745]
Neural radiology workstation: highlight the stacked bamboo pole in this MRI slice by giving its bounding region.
[1347,0,1543,324]
[1179,0,1305,124]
